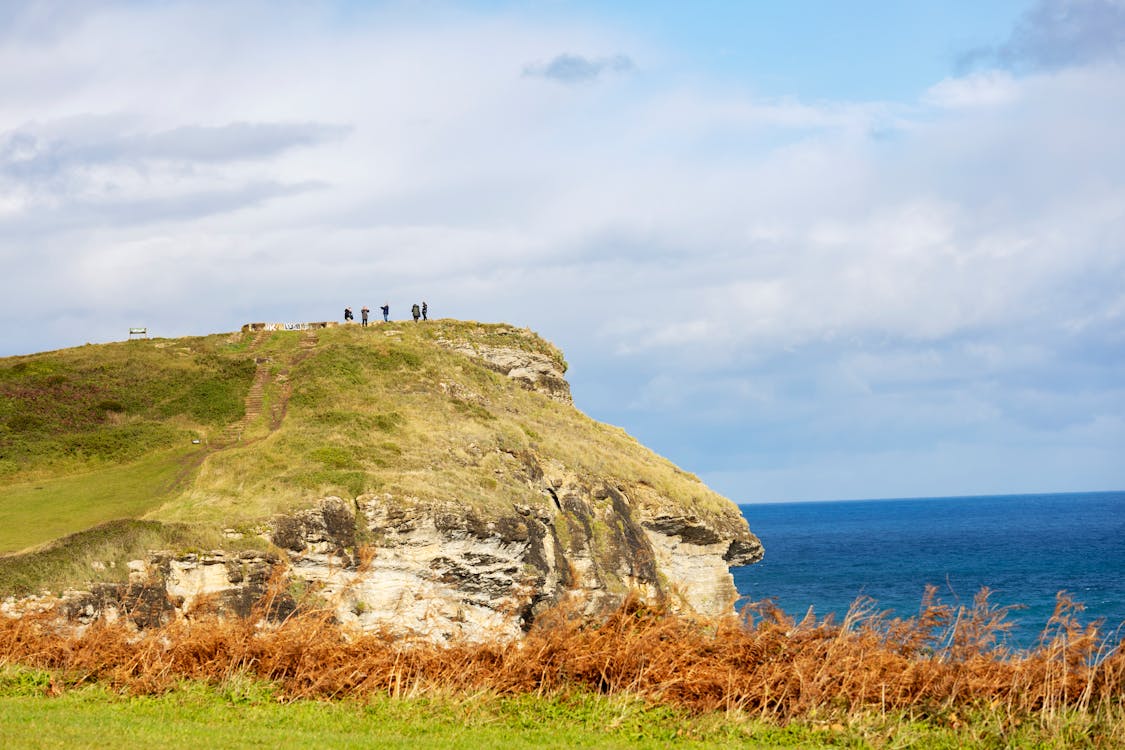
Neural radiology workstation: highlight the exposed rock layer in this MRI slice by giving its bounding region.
[21,473,761,641]
[438,334,572,403]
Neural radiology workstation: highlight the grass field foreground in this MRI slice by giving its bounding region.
[0,669,1116,750]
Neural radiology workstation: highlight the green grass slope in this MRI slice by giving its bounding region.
[1,321,742,595]
[0,449,196,552]
[0,333,254,482]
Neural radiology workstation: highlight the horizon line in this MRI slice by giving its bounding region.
[738,488,1125,506]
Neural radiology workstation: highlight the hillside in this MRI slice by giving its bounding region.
[0,321,761,638]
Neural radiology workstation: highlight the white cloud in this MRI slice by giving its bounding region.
[0,1,1122,499]
[923,71,1021,109]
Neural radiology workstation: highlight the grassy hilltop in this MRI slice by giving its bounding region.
[0,320,735,595]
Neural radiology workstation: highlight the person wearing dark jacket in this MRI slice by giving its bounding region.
[380,303,389,322]
[411,303,421,322]
[344,307,353,322]
[422,301,428,321]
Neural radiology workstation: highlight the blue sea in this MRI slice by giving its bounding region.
[733,491,1125,650]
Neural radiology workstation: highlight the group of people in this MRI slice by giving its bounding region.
[344,301,427,326]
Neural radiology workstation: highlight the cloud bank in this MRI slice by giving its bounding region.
[960,0,1125,71]
[0,1,1122,501]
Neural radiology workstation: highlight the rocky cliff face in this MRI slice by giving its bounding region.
[24,481,760,643]
[38,466,762,641]
[269,475,761,641]
[2,323,762,640]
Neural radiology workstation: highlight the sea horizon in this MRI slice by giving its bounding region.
[739,488,1125,506]
[734,490,1125,650]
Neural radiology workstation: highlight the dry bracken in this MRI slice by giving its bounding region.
[1,584,1121,729]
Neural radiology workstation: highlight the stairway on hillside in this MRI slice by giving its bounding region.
[214,329,273,445]
[246,328,268,352]
[216,358,270,445]
[214,329,319,445]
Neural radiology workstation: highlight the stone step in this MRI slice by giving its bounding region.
[214,333,314,445]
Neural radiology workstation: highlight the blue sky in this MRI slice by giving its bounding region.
[1,0,1123,501]
[557,1,1029,98]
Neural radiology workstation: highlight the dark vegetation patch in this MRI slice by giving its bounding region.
[309,411,403,433]
[59,423,188,463]
[371,412,403,431]
[0,420,189,474]
[291,469,369,498]
[371,345,422,372]
[95,399,126,414]
[452,399,495,422]
[308,346,369,387]
[309,446,356,470]
[156,357,255,424]
[0,340,256,479]
[288,382,327,409]
[369,441,402,469]
[310,410,366,428]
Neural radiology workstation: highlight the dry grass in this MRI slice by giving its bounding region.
[152,322,742,527]
[1,585,1120,738]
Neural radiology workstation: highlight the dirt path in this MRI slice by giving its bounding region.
[165,330,319,493]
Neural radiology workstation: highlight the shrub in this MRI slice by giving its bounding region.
[372,412,403,431]
[61,423,184,462]
[95,400,126,414]
[309,446,354,469]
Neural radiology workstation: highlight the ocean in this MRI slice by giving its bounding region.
[733,491,1125,650]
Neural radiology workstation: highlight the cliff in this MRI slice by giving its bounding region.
[0,321,762,640]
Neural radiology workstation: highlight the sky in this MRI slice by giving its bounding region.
[1,0,1123,502]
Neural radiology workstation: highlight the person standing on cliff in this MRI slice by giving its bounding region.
[380,303,389,322]
[422,301,428,321]
[411,303,421,322]
[360,306,370,326]
[344,307,353,323]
